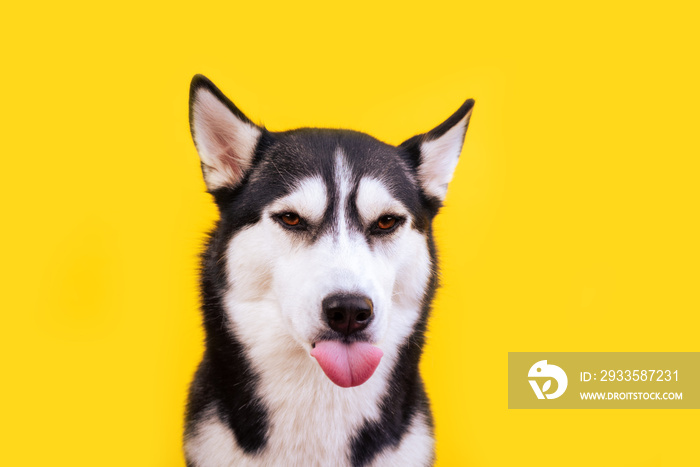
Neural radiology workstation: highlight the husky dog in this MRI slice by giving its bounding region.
[184,75,474,467]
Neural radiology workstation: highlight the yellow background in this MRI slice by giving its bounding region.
[2,1,698,465]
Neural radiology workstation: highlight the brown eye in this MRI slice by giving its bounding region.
[377,215,396,230]
[281,213,300,226]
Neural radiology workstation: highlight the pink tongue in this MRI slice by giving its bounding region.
[311,341,383,388]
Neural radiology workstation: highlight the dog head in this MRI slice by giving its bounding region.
[189,75,473,387]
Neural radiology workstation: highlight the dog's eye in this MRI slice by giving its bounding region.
[377,215,396,230]
[274,212,309,231]
[371,215,403,235]
[280,212,301,226]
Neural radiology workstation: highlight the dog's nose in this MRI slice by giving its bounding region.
[322,294,374,336]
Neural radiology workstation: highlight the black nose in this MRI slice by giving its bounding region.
[322,294,374,336]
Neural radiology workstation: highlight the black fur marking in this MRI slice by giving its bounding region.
[346,180,364,234]
[184,220,271,455]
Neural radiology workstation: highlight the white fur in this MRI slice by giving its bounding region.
[186,408,244,466]
[418,109,472,200]
[268,176,328,224]
[335,150,353,238]
[355,177,409,227]
[191,88,262,190]
[186,149,434,465]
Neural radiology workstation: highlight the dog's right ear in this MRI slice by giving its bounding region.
[189,75,263,191]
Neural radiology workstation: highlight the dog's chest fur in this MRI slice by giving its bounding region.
[185,335,434,466]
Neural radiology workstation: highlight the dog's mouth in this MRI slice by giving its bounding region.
[310,341,383,388]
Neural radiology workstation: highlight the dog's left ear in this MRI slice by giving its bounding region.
[189,75,263,191]
[399,99,475,201]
